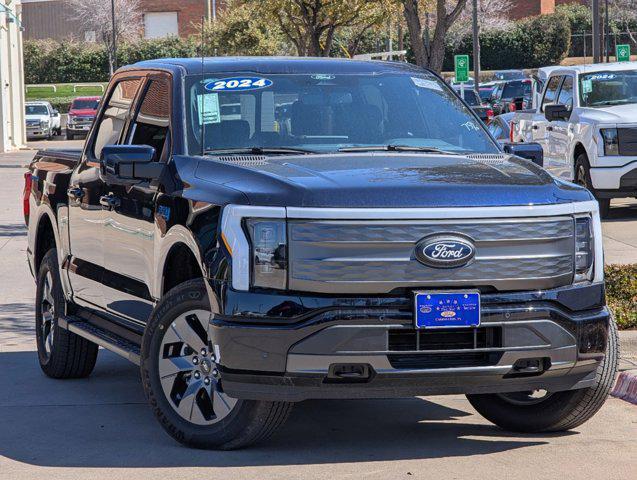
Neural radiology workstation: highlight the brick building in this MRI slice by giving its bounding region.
[508,0,589,20]
[21,0,224,42]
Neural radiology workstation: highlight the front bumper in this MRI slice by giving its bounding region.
[26,127,51,138]
[212,282,609,402]
[590,159,637,193]
[66,126,92,136]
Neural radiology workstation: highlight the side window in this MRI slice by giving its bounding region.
[128,77,171,159]
[541,76,562,111]
[557,75,574,110]
[92,78,143,159]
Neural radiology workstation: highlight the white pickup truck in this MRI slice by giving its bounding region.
[511,62,637,217]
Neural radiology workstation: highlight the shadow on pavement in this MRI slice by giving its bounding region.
[0,349,565,468]
[0,223,27,237]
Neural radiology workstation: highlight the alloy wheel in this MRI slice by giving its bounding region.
[158,309,237,425]
[40,271,56,359]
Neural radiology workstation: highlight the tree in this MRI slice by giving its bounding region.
[200,0,290,56]
[401,0,468,72]
[609,0,637,44]
[249,0,393,57]
[65,0,142,76]
[448,0,512,45]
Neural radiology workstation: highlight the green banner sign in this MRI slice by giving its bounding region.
[454,54,470,83]
[616,44,631,62]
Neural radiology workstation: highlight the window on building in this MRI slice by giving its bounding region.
[144,12,179,39]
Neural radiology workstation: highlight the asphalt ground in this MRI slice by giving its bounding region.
[0,143,635,480]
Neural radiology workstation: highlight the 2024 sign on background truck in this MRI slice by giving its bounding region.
[23,57,617,449]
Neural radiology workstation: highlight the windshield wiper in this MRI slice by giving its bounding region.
[204,147,317,155]
[338,144,460,155]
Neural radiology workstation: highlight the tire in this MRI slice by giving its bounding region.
[140,278,292,449]
[35,249,98,378]
[575,153,610,218]
[467,315,619,433]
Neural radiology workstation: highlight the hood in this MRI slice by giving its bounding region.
[25,114,48,121]
[190,152,592,208]
[578,104,637,124]
[68,108,97,117]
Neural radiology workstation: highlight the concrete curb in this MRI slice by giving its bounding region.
[619,330,637,360]
[612,370,637,405]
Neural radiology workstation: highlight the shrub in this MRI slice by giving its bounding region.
[444,13,571,70]
[605,264,637,330]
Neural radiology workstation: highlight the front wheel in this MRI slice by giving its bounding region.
[140,279,292,449]
[575,154,610,218]
[467,315,618,432]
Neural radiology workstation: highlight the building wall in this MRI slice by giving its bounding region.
[508,0,555,20]
[0,0,26,152]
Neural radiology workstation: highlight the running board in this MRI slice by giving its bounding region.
[58,315,141,365]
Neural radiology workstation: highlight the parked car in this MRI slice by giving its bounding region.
[511,61,637,217]
[489,79,533,115]
[488,113,516,143]
[24,57,616,450]
[66,96,100,140]
[25,101,61,140]
[479,82,496,102]
[494,69,526,81]
[454,87,493,123]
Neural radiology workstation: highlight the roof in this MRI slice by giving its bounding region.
[25,100,51,105]
[128,57,427,76]
[72,96,101,100]
[544,61,637,76]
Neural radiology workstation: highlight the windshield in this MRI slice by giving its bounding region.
[456,89,480,106]
[186,72,497,155]
[71,99,99,110]
[502,81,531,99]
[579,70,637,107]
[25,105,48,115]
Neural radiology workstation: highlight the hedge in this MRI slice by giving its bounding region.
[444,13,571,70]
[605,264,637,330]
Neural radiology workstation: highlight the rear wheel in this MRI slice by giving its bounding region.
[35,249,98,378]
[141,279,292,449]
[467,315,618,432]
[575,153,610,218]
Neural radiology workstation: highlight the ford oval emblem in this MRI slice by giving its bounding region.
[415,235,476,268]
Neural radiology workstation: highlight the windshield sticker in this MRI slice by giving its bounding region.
[588,73,617,81]
[411,77,443,91]
[461,121,480,132]
[582,79,593,94]
[197,93,221,124]
[204,77,272,92]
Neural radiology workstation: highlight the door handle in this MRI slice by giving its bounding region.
[532,125,539,130]
[547,126,554,131]
[99,194,121,209]
[67,187,84,200]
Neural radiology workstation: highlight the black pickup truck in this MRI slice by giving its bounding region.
[24,57,617,450]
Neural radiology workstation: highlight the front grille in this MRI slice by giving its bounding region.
[388,327,502,352]
[388,352,502,369]
[288,217,575,294]
[618,127,637,156]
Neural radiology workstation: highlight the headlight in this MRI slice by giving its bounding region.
[245,218,287,289]
[67,116,75,125]
[40,119,50,127]
[574,215,594,282]
[601,128,619,156]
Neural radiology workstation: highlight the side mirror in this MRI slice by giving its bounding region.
[99,145,162,184]
[544,103,570,122]
[52,110,59,117]
[502,142,544,167]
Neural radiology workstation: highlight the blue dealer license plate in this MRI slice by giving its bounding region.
[414,291,480,329]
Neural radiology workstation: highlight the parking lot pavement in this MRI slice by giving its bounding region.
[0,149,636,479]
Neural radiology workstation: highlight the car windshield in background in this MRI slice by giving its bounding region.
[494,71,525,81]
[456,89,480,106]
[502,81,531,99]
[186,72,498,155]
[579,70,637,107]
[25,105,48,115]
[71,99,99,110]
